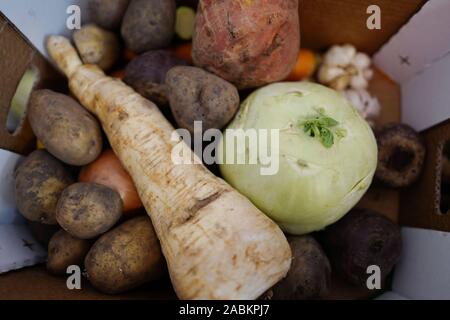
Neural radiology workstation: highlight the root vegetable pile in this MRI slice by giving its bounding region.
[12,0,418,300]
[46,35,291,300]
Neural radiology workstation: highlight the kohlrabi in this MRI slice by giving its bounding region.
[218,82,378,235]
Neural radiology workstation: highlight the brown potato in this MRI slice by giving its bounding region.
[85,216,164,294]
[47,230,92,275]
[271,236,331,300]
[28,90,103,166]
[123,50,187,106]
[89,0,130,30]
[165,66,240,133]
[192,0,300,89]
[14,150,74,224]
[73,24,120,71]
[121,0,176,53]
[56,182,123,239]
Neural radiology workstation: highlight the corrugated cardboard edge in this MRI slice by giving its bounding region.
[0,12,64,156]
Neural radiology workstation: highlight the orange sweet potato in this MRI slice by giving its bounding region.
[192,0,300,89]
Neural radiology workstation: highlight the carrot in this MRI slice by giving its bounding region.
[285,49,318,81]
[46,36,291,300]
[174,42,193,64]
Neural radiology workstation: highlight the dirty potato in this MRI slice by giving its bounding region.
[56,182,123,239]
[73,24,120,71]
[89,0,130,30]
[14,150,74,224]
[28,90,103,166]
[123,50,187,106]
[165,66,240,133]
[121,0,176,53]
[271,236,331,300]
[47,229,92,275]
[85,216,164,294]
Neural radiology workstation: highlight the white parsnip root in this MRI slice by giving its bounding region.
[46,36,291,300]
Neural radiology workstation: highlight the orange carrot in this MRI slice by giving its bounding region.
[286,49,317,81]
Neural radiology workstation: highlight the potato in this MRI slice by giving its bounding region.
[85,216,164,294]
[89,0,130,30]
[193,0,300,89]
[56,182,123,239]
[271,236,331,300]
[165,66,240,133]
[14,150,74,224]
[47,230,92,275]
[73,24,120,71]
[28,89,103,166]
[121,0,176,53]
[123,50,187,106]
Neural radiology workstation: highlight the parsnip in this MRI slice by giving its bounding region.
[46,36,291,300]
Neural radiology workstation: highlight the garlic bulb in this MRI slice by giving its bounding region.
[318,44,373,90]
[342,89,380,124]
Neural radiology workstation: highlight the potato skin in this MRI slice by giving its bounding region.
[14,150,74,224]
[89,0,130,30]
[85,216,164,294]
[123,50,187,106]
[56,182,123,239]
[193,0,300,89]
[121,0,176,53]
[28,90,103,166]
[47,230,92,275]
[271,236,331,300]
[165,66,240,133]
[73,24,120,71]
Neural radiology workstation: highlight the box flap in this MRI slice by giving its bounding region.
[374,0,450,84]
[392,227,450,300]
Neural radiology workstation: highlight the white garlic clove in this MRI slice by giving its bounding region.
[318,65,345,84]
[350,73,369,89]
[363,68,374,80]
[324,45,356,67]
[351,52,371,70]
[342,89,381,121]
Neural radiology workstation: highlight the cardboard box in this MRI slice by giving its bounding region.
[0,0,449,300]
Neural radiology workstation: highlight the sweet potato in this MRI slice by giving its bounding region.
[192,0,300,89]
[47,35,291,300]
